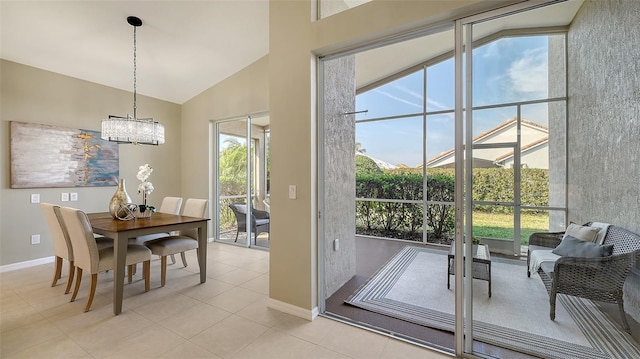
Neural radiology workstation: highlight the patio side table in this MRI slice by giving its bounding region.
[447,241,492,297]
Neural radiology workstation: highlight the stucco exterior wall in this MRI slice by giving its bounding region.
[547,34,567,230]
[567,0,640,321]
[322,56,357,298]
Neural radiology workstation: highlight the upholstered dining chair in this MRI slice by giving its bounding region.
[59,206,152,312]
[130,196,183,265]
[41,203,114,294]
[144,198,208,287]
[131,196,183,243]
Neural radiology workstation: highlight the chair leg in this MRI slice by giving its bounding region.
[52,256,63,287]
[64,261,75,294]
[170,254,176,265]
[235,230,239,242]
[618,299,631,332]
[84,273,98,312]
[160,256,167,287]
[549,291,556,320]
[128,265,134,284]
[71,268,83,302]
[180,252,188,267]
[143,260,150,292]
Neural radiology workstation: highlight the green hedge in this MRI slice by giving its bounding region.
[355,168,549,241]
[355,172,455,240]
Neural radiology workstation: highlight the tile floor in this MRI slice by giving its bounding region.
[0,242,450,358]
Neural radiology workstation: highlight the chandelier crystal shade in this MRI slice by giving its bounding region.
[101,16,165,145]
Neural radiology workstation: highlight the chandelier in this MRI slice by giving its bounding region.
[101,16,165,145]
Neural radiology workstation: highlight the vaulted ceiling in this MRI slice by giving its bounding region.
[1,1,583,105]
[1,1,269,104]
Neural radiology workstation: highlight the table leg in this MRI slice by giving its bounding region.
[198,222,208,283]
[113,234,127,314]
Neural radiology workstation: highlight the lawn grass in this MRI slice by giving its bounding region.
[473,211,549,245]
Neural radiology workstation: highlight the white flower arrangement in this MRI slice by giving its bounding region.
[136,164,155,212]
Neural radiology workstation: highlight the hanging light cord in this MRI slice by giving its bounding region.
[132,24,137,120]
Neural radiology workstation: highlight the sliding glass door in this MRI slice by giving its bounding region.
[214,114,270,249]
[457,2,568,356]
[318,1,569,358]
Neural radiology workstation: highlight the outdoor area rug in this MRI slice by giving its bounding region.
[345,246,640,359]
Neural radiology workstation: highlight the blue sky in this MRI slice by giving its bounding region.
[355,35,554,167]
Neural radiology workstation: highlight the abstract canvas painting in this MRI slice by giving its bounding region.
[10,121,119,188]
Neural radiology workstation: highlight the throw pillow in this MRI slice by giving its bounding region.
[564,223,600,243]
[552,235,614,258]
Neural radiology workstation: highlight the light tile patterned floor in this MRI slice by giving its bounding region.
[0,242,450,358]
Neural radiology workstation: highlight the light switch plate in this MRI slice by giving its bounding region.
[288,185,297,199]
[30,194,40,204]
[70,192,78,201]
[61,192,70,202]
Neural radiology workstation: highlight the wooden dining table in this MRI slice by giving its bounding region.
[87,212,209,314]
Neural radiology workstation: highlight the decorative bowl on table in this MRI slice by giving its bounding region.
[135,205,155,219]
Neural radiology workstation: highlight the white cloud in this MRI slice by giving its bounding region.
[393,83,452,111]
[373,88,422,109]
[393,83,422,101]
[508,47,548,96]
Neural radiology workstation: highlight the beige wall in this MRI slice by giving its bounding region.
[0,60,181,266]
[266,0,504,316]
[180,56,269,202]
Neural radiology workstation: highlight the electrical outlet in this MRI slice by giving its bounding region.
[61,192,69,202]
[288,185,297,199]
[31,234,41,245]
[70,192,78,201]
[334,238,340,251]
[30,193,40,204]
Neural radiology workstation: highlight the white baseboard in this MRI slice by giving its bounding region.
[0,256,55,273]
[267,298,319,321]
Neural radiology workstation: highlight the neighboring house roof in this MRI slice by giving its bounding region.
[494,136,549,163]
[421,117,548,168]
[432,158,499,168]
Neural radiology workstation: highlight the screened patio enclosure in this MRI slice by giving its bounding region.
[318,1,588,358]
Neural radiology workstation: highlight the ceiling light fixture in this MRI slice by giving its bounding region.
[101,16,165,145]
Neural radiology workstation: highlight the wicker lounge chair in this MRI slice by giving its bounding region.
[229,202,270,243]
[527,223,640,331]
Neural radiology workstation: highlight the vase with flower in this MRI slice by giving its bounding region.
[136,164,156,218]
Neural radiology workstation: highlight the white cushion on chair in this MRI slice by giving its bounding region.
[96,245,152,272]
[145,237,198,257]
[563,223,600,243]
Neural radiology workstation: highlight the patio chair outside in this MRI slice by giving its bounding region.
[229,202,270,244]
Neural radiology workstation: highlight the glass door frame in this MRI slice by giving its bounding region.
[455,0,561,355]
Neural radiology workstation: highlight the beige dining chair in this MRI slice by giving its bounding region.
[129,196,183,271]
[41,203,75,293]
[131,196,183,244]
[59,206,152,312]
[144,198,208,287]
[41,203,114,294]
